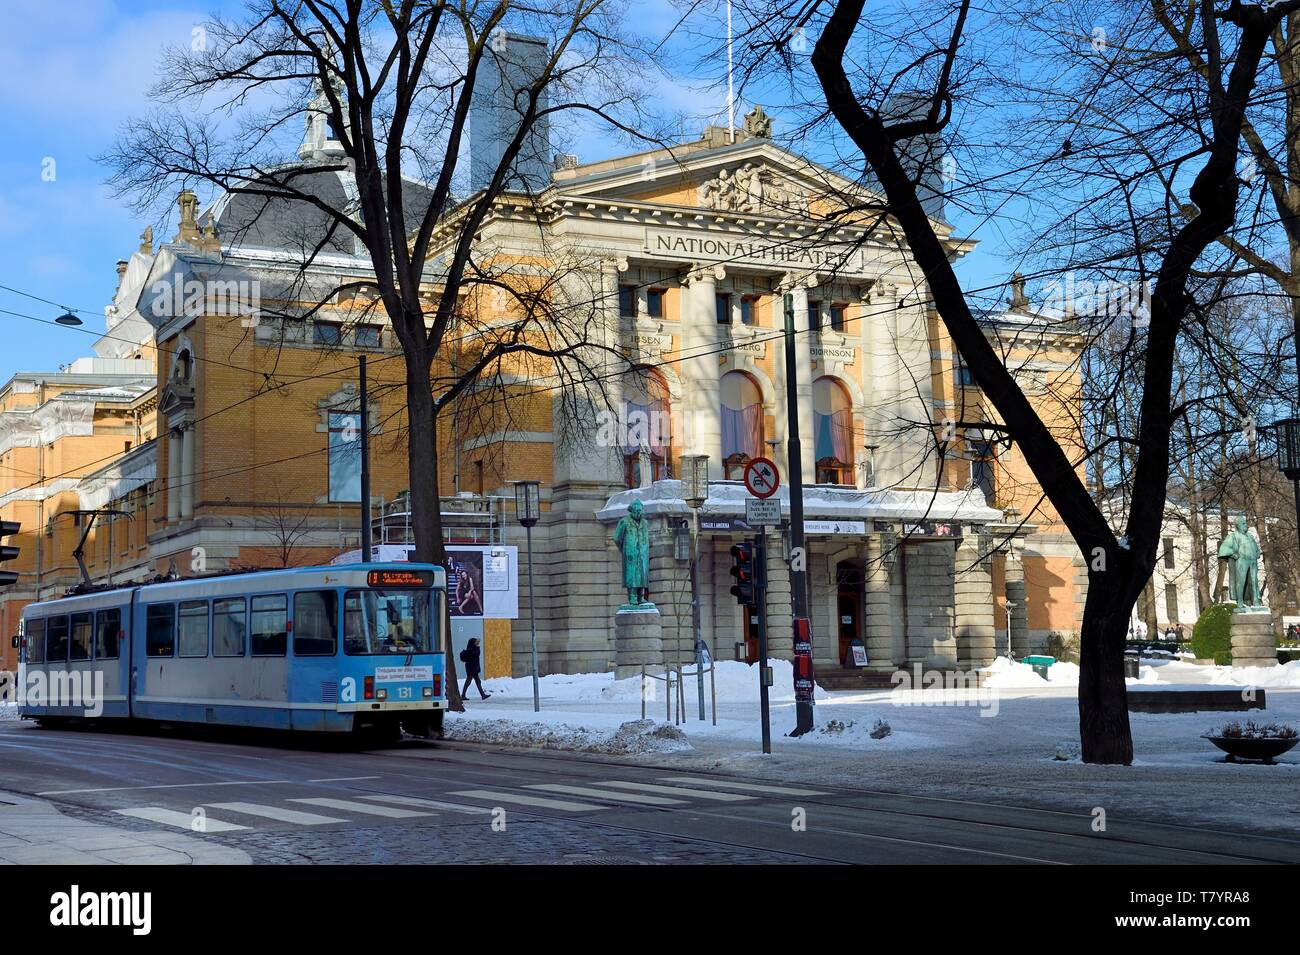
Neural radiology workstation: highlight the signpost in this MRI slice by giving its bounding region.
[743,457,780,499]
[744,497,781,526]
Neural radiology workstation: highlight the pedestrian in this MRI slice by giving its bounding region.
[459,637,491,701]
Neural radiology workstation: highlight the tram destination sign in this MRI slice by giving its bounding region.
[367,569,436,588]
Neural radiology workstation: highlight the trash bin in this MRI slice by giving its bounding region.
[1123,654,1140,678]
[1021,654,1056,679]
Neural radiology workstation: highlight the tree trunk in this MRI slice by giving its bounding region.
[1078,580,1135,764]
[404,349,464,712]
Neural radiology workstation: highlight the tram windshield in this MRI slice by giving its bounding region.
[343,589,434,655]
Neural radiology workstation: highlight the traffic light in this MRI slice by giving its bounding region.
[729,539,758,607]
[0,521,18,588]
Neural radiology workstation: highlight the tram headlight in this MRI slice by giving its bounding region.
[376,688,388,701]
[422,686,433,698]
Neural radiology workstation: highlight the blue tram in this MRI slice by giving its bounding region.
[17,563,447,737]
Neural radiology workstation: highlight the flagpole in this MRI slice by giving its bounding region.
[726,0,735,143]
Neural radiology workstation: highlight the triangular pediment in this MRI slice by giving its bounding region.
[551,132,878,222]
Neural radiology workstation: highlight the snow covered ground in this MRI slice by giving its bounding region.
[447,656,1300,836]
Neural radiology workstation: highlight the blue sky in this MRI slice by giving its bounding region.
[0,0,1000,380]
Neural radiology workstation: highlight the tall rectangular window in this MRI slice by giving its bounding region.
[213,597,247,657]
[178,600,209,657]
[25,618,44,664]
[646,289,664,318]
[956,358,976,388]
[1163,536,1176,569]
[146,604,175,658]
[830,303,846,332]
[294,591,339,656]
[70,612,93,661]
[715,293,732,324]
[313,321,342,346]
[740,297,756,326]
[1164,583,1179,623]
[95,608,121,660]
[328,411,362,503]
[807,301,822,332]
[45,616,69,662]
[618,285,636,317]
[251,594,288,657]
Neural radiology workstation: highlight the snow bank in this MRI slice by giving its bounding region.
[977,656,1080,688]
[1210,660,1300,688]
[479,659,828,705]
[444,716,693,755]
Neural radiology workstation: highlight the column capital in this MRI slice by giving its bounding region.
[776,270,819,294]
[683,262,725,286]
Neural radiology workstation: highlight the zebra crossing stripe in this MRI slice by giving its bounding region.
[449,790,601,812]
[590,781,754,801]
[658,776,829,796]
[289,797,431,818]
[359,794,493,814]
[526,783,685,806]
[209,801,346,825]
[115,807,248,832]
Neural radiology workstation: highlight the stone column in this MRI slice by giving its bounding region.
[180,424,195,521]
[682,263,724,479]
[955,534,996,667]
[863,534,893,669]
[778,273,816,486]
[166,428,181,523]
[1003,553,1029,658]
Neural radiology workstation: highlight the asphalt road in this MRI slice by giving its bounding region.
[2,719,1297,864]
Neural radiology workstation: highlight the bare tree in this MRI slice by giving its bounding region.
[103,1,661,707]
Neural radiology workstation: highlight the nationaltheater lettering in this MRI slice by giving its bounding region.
[646,229,862,272]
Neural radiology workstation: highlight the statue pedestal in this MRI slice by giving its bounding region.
[614,607,664,680]
[1231,611,1277,668]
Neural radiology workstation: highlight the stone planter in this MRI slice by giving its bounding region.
[1203,734,1299,765]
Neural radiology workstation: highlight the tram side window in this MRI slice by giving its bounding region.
[45,616,70,662]
[178,600,209,657]
[95,609,121,660]
[251,594,288,656]
[25,618,44,664]
[70,613,93,661]
[293,591,338,656]
[213,598,247,657]
[146,604,176,657]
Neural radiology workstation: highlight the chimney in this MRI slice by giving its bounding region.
[882,92,947,223]
[115,260,128,293]
[470,33,552,194]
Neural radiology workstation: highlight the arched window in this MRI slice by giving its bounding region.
[623,372,672,489]
[813,377,853,485]
[721,372,764,480]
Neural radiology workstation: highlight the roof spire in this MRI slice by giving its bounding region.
[299,35,347,162]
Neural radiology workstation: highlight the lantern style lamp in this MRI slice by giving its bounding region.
[1275,417,1300,481]
[680,454,709,509]
[513,480,541,527]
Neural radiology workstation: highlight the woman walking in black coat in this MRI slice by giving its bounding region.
[459,637,491,700]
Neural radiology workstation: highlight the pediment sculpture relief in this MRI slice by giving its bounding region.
[698,163,810,217]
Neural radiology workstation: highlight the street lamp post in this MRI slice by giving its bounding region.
[513,480,542,713]
[680,454,709,721]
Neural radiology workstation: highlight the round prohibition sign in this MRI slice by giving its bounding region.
[743,457,781,499]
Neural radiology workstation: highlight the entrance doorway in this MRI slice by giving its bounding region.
[836,560,864,666]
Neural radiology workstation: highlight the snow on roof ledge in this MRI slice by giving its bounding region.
[596,479,1005,525]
